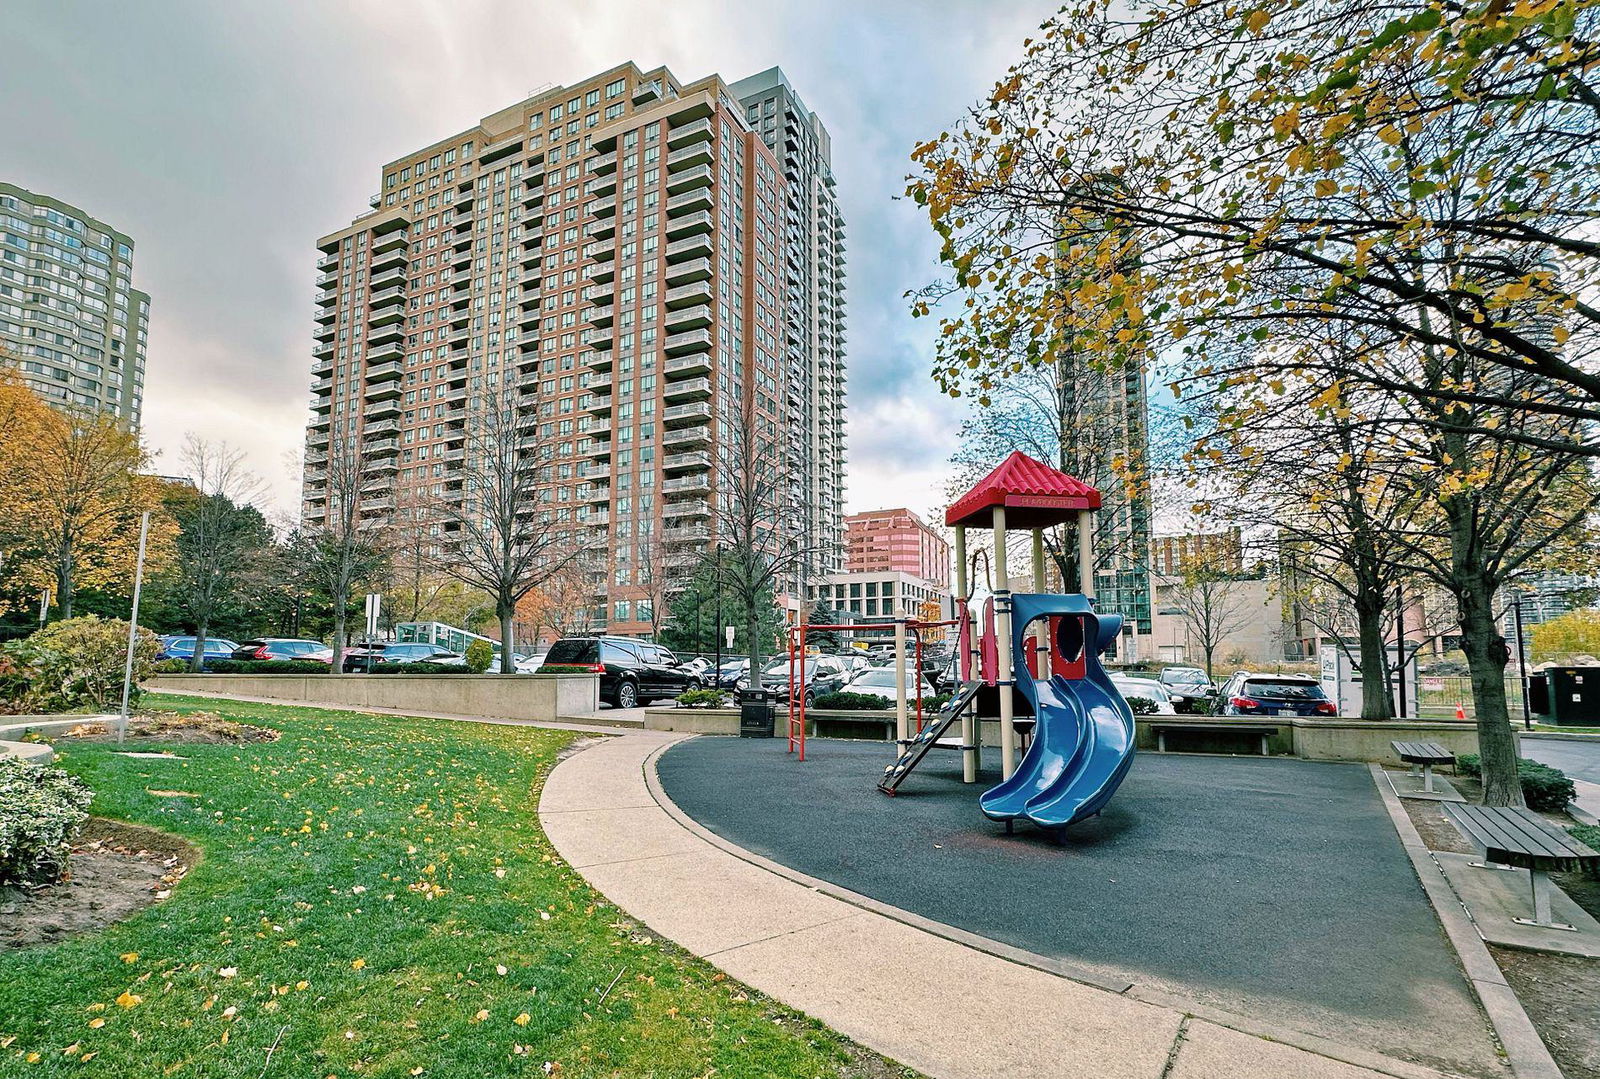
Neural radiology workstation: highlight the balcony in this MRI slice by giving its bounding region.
[587,329,614,351]
[665,233,713,263]
[588,509,612,527]
[666,187,713,216]
[371,230,407,255]
[587,279,615,306]
[663,449,711,474]
[665,163,713,196]
[662,425,710,450]
[314,288,339,308]
[664,211,712,243]
[664,327,712,355]
[315,270,339,291]
[633,80,663,105]
[589,195,616,218]
[369,243,406,273]
[583,368,613,393]
[663,400,711,427]
[367,437,400,455]
[586,391,612,416]
[369,301,406,327]
[667,141,713,171]
[585,461,612,482]
[663,499,711,521]
[365,417,401,437]
[663,376,711,403]
[666,116,712,149]
[313,305,337,326]
[585,217,615,241]
[663,473,711,498]
[662,525,710,545]
[664,303,711,334]
[587,170,617,198]
[664,256,712,287]
[371,262,405,291]
[586,347,613,372]
[367,338,404,364]
[313,319,337,343]
[588,415,613,437]
[316,252,339,274]
[587,304,614,329]
[587,237,615,262]
[367,396,401,419]
[364,360,403,382]
[589,149,617,175]
[586,260,615,285]
[662,350,713,381]
[664,279,712,309]
[313,340,335,362]
[584,484,610,505]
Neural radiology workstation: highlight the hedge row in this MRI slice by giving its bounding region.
[1456,753,1577,811]
[155,659,481,676]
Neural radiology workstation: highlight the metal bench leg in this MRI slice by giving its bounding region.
[1259,734,1268,756]
[1513,871,1577,932]
[1157,731,1166,753]
[1421,763,1435,793]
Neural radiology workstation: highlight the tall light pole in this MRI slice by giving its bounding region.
[116,511,152,746]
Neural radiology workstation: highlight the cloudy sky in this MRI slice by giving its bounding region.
[4,0,1055,522]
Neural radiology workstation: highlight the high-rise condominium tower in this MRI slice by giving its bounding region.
[730,69,848,592]
[0,182,149,428]
[302,63,846,638]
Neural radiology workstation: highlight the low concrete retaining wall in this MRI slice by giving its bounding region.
[646,706,1486,765]
[148,673,600,723]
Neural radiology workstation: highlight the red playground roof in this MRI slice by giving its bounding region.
[945,450,1101,529]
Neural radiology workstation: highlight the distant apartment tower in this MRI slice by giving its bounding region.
[302,63,844,637]
[730,69,848,587]
[0,182,149,427]
[844,508,950,590]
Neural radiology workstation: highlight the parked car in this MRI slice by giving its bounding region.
[341,642,462,673]
[841,666,937,704]
[1218,672,1337,717]
[229,638,328,663]
[713,658,751,689]
[537,636,699,708]
[1109,674,1178,714]
[834,653,877,679]
[745,655,852,705]
[1158,666,1216,713]
[514,652,546,673]
[156,636,239,670]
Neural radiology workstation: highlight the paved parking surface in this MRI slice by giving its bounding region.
[657,738,1501,1078]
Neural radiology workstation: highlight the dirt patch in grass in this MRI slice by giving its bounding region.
[59,710,279,745]
[0,818,197,951]
[1491,946,1600,1079]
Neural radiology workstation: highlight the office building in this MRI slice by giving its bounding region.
[0,182,149,427]
[844,507,950,589]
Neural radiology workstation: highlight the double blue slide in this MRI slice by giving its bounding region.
[978,594,1137,834]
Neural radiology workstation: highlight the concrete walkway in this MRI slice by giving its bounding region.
[539,732,1480,1079]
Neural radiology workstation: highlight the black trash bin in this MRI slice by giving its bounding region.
[739,689,775,738]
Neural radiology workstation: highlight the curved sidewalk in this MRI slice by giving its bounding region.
[538,732,1474,1079]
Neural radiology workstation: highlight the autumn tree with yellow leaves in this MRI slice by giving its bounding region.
[0,370,170,623]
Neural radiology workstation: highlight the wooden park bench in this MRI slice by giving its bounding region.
[1391,740,1455,794]
[1150,721,1277,757]
[1444,803,1600,931]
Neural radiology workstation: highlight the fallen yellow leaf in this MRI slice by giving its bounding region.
[513,1013,530,1026]
[88,1019,105,1030]
[115,992,142,1009]
[351,958,366,971]
[119,953,139,964]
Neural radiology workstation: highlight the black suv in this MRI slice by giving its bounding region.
[537,636,700,708]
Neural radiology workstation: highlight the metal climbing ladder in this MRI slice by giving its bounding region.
[878,681,983,795]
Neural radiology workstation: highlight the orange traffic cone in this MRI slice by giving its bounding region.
[1454,701,1466,721]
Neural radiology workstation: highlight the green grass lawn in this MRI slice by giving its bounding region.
[0,694,909,1078]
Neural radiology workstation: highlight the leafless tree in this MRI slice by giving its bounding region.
[299,431,391,676]
[429,383,590,674]
[172,437,269,671]
[1167,551,1257,681]
[713,391,827,678]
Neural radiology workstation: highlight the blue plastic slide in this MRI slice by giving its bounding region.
[977,594,1136,834]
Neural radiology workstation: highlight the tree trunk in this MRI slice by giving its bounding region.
[330,606,347,678]
[56,548,72,620]
[1457,576,1523,807]
[190,621,210,674]
[1353,586,1395,720]
[499,604,516,676]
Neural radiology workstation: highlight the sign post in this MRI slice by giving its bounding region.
[363,593,381,673]
[116,512,151,746]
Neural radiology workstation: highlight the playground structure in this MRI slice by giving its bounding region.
[876,451,1138,836]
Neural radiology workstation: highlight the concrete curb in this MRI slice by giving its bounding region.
[143,686,646,737]
[642,741,1469,1079]
[1366,763,1562,1079]
[1521,732,1600,742]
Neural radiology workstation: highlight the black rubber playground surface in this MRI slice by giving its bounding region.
[657,737,1501,1076]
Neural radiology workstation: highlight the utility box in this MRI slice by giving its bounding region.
[1318,637,1420,718]
[1539,667,1600,726]
[739,689,775,738]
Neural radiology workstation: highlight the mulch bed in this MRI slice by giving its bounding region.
[1,819,197,951]
[59,711,279,745]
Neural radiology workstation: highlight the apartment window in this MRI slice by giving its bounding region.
[585,89,599,106]
[606,78,625,98]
